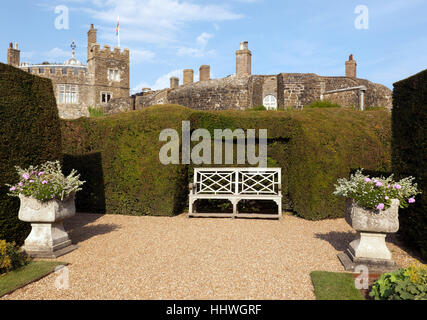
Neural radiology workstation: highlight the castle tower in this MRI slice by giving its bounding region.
[170,77,179,89]
[183,69,194,85]
[345,54,357,78]
[7,42,20,67]
[236,41,251,77]
[199,65,210,81]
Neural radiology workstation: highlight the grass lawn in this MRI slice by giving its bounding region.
[310,271,365,300]
[0,261,66,297]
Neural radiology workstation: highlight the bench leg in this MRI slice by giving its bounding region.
[274,198,282,220]
[188,198,194,218]
[232,199,239,219]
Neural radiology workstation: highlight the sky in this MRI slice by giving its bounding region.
[0,0,426,91]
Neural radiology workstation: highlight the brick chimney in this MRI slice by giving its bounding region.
[7,42,20,67]
[87,23,98,58]
[199,65,210,81]
[183,69,194,85]
[236,41,251,77]
[345,54,357,78]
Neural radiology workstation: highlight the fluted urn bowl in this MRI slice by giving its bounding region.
[345,198,399,233]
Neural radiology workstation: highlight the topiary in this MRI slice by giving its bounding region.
[0,63,62,245]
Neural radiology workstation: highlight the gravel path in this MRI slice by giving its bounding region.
[1,213,417,300]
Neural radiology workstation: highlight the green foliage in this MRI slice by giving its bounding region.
[248,105,267,111]
[310,271,365,300]
[88,106,104,117]
[370,264,427,300]
[0,63,62,245]
[0,240,29,274]
[305,101,342,109]
[392,69,427,259]
[334,169,420,211]
[6,161,85,202]
[61,105,391,220]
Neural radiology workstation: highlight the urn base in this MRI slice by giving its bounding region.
[21,221,78,259]
[338,232,398,273]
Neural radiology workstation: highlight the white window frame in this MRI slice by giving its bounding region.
[58,85,78,104]
[101,92,112,104]
[263,95,277,110]
[108,69,120,82]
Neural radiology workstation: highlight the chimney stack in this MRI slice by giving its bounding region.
[87,23,98,58]
[170,77,179,89]
[7,42,20,67]
[199,65,210,81]
[345,54,357,78]
[236,41,251,77]
[183,69,194,85]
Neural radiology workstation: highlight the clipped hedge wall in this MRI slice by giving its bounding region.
[61,105,391,220]
[392,69,427,259]
[0,63,62,244]
[61,105,193,216]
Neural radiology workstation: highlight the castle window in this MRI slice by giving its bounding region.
[108,69,120,81]
[263,95,277,110]
[101,92,112,103]
[58,85,78,104]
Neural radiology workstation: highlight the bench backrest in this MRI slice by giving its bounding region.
[193,168,281,195]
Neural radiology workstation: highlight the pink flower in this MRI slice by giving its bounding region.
[364,178,371,182]
[38,172,44,176]
[387,185,391,189]
[376,182,383,187]
[18,182,23,187]
[23,173,30,180]
[9,187,16,191]
[408,198,415,204]
[377,203,385,210]
[393,184,402,190]
[42,180,48,185]
[385,196,389,200]
[29,180,34,183]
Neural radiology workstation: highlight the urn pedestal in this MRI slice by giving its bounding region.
[18,194,78,259]
[338,199,400,273]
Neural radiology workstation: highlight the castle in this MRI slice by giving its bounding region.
[127,42,392,113]
[7,24,130,119]
[7,24,392,118]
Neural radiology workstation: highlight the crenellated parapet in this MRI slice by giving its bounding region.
[90,43,130,61]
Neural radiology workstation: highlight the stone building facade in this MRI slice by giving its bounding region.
[125,42,392,114]
[6,24,130,119]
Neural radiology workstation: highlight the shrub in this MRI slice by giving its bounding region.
[392,69,427,259]
[370,264,427,300]
[88,106,104,117]
[0,240,29,274]
[0,63,62,245]
[248,105,267,111]
[304,101,342,109]
[61,105,391,219]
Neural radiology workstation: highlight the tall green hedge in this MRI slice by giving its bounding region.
[61,105,391,220]
[392,69,427,259]
[0,63,62,244]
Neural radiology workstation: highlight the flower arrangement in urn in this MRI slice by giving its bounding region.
[6,161,85,258]
[333,169,420,213]
[334,169,421,271]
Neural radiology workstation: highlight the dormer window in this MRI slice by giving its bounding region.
[108,69,120,81]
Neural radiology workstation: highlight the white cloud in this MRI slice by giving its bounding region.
[130,48,155,63]
[177,32,215,57]
[43,47,73,61]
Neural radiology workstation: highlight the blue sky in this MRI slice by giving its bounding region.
[1,0,426,91]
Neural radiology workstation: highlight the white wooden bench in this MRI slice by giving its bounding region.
[188,168,282,219]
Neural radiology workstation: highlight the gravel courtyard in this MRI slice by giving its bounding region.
[2,213,417,300]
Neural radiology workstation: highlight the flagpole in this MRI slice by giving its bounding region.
[117,16,120,48]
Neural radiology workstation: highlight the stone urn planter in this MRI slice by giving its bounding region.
[18,193,78,258]
[338,198,400,272]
